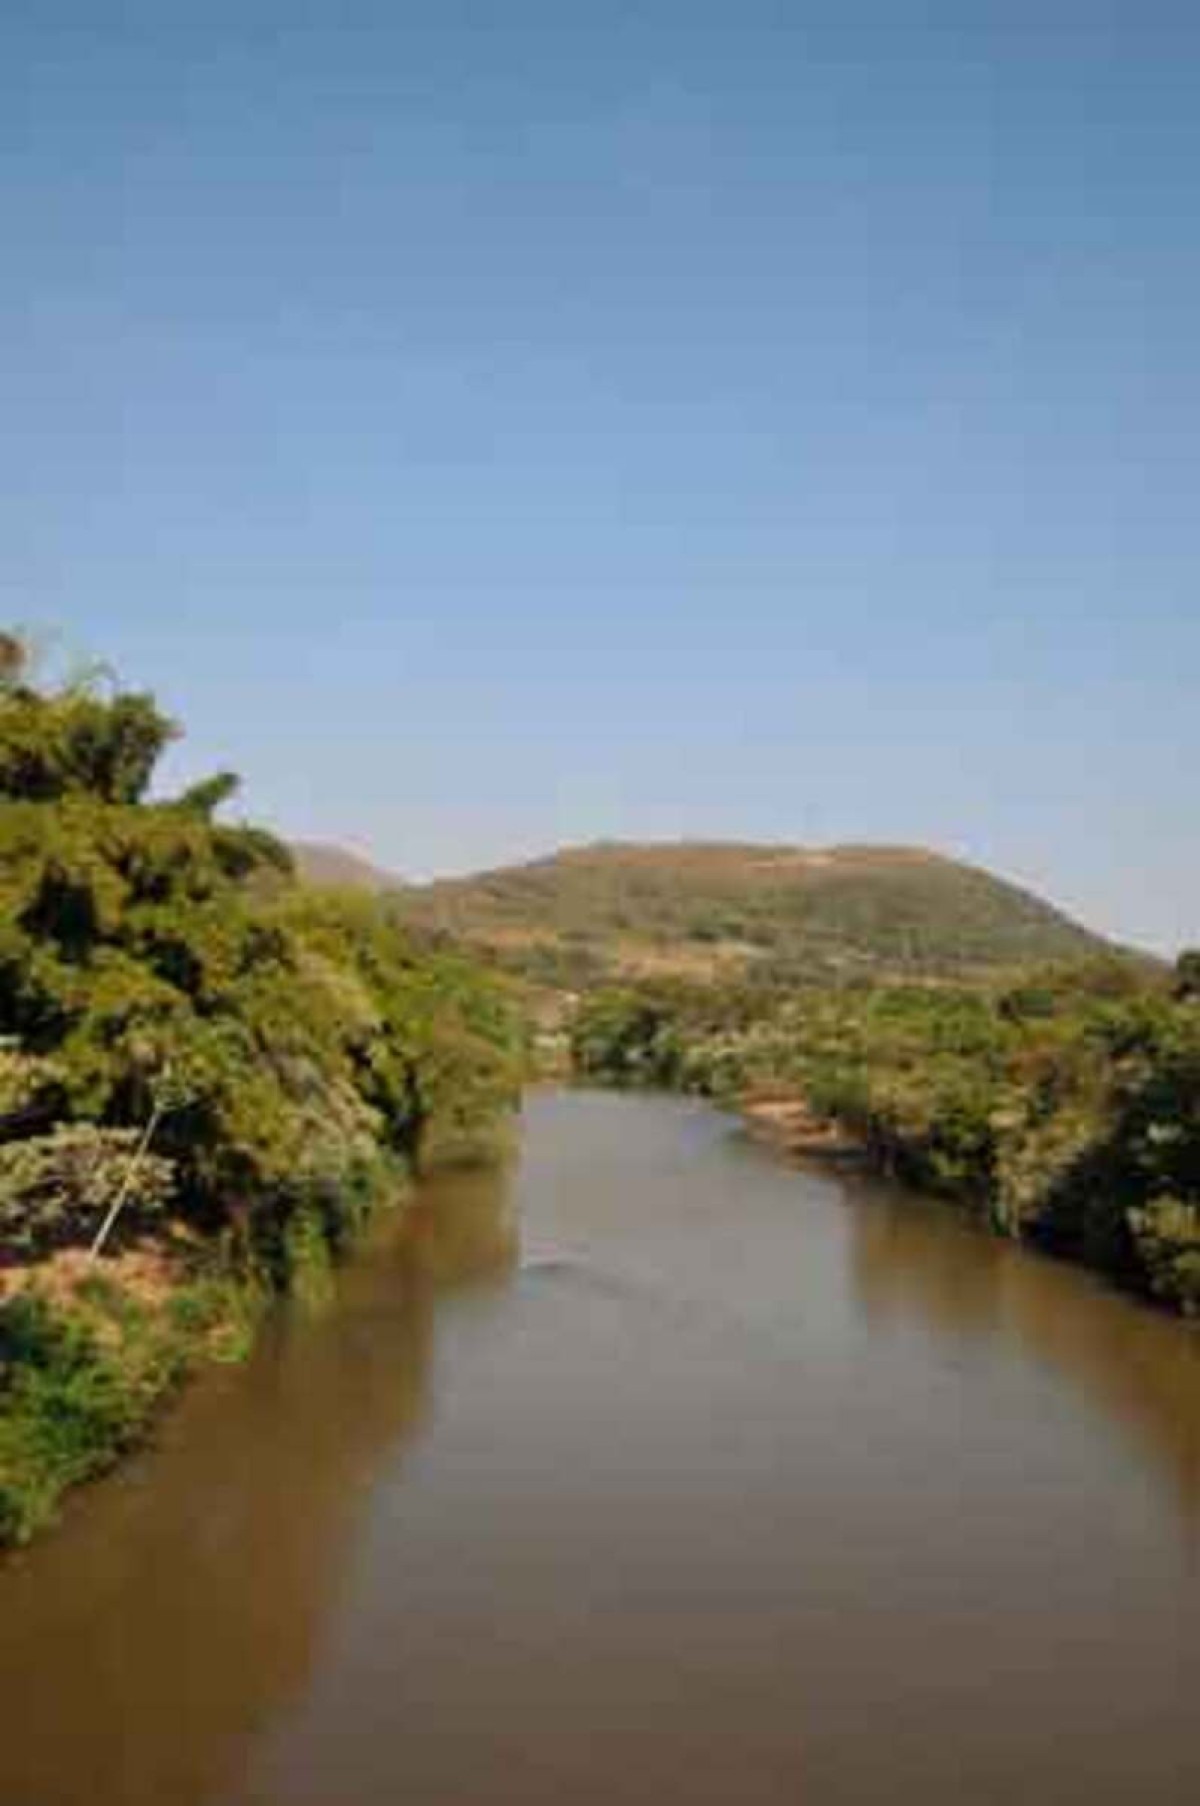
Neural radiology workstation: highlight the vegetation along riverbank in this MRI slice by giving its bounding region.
[0,636,522,1545]
[569,958,1200,1316]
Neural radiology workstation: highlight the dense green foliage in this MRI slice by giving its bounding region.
[0,638,521,1542]
[396,839,1119,984]
[572,957,1200,1315]
[0,1269,256,1544]
[568,990,686,1089]
[0,1285,175,1543]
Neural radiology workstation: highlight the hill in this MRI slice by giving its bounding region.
[290,840,405,892]
[389,841,1119,984]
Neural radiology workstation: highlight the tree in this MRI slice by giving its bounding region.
[0,633,520,1263]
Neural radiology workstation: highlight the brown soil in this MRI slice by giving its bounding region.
[739,1093,864,1160]
[0,1242,183,1311]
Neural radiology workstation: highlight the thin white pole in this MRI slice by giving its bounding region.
[87,1094,165,1262]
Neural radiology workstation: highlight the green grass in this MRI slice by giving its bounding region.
[0,1270,258,1547]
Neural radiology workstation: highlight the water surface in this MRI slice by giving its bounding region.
[3,1090,1199,1804]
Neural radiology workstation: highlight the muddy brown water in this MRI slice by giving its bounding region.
[3,1089,1200,1805]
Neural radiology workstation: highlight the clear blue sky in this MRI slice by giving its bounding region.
[4,5,1197,952]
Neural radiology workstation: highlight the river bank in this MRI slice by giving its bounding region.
[0,1135,515,1548]
[738,1092,865,1159]
[568,974,1200,1316]
[0,647,523,1548]
[0,1243,261,1545]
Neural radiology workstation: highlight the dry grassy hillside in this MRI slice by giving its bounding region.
[386,841,1115,984]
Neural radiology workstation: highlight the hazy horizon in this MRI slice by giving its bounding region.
[5,6,1197,955]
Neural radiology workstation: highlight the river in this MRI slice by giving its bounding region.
[3,1089,1199,1804]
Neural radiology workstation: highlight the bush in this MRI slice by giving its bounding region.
[0,1124,174,1259]
[0,1288,183,1544]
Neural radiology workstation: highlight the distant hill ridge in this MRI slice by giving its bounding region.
[293,838,1118,982]
[290,841,405,892]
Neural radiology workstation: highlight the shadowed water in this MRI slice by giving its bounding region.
[2,1090,1199,1804]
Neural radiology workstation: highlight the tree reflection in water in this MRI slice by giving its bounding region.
[847,1173,1200,1527]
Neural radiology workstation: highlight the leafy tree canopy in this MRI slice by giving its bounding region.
[0,637,520,1265]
